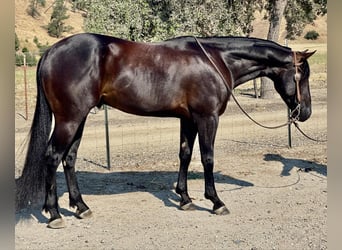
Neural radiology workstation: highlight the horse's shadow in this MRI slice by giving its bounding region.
[15,154,327,225]
[263,153,327,177]
[15,167,254,225]
[58,169,254,209]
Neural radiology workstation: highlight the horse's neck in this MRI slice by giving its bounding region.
[225,54,268,87]
[218,41,292,88]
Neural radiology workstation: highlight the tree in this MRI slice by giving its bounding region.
[168,0,256,37]
[47,0,73,38]
[284,0,327,39]
[84,0,259,42]
[260,0,288,99]
[260,0,327,99]
[27,0,46,18]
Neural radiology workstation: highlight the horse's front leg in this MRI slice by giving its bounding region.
[176,118,197,210]
[195,114,229,215]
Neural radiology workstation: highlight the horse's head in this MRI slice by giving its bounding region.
[273,50,316,122]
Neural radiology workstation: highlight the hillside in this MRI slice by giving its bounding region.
[15,0,85,51]
[15,0,327,52]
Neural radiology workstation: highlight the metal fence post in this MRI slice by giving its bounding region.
[104,105,111,169]
[23,53,28,120]
[287,108,292,148]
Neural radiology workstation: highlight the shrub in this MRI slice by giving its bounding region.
[304,30,319,40]
[15,54,24,66]
[15,52,37,66]
[33,36,50,56]
[25,53,38,66]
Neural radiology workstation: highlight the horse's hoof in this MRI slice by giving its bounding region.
[76,209,93,219]
[47,218,65,229]
[213,205,230,215]
[180,202,196,211]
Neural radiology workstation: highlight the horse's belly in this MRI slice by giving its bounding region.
[104,88,188,118]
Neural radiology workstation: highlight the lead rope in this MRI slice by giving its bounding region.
[292,122,327,142]
[193,36,292,129]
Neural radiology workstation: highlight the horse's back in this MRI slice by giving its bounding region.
[39,33,229,119]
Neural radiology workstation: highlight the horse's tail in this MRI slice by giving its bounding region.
[16,56,52,211]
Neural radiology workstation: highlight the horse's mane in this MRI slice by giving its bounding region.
[177,36,292,54]
[253,40,291,53]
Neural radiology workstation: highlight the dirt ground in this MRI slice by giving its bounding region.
[15,74,327,249]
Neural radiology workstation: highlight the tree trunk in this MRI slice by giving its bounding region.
[260,0,288,99]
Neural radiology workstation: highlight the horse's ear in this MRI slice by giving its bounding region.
[302,50,316,59]
[295,50,316,63]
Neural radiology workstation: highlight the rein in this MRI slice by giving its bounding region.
[193,37,327,143]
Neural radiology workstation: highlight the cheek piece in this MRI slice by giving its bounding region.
[290,51,302,121]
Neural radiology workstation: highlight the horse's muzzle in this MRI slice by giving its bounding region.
[290,102,311,122]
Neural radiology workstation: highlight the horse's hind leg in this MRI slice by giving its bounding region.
[176,118,197,210]
[43,119,85,228]
[195,114,229,215]
[62,119,92,219]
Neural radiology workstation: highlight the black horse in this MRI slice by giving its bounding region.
[16,33,315,228]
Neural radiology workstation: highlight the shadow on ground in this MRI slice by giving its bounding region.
[16,154,326,225]
[15,168,253,225]
[263,153,327,177]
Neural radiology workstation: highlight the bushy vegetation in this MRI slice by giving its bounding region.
[304,30,320,40]
[15,34,49,66]
[82,0,326,42]
[15,52,38,66]
[84,0,257,42]
[33,36,50,55]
